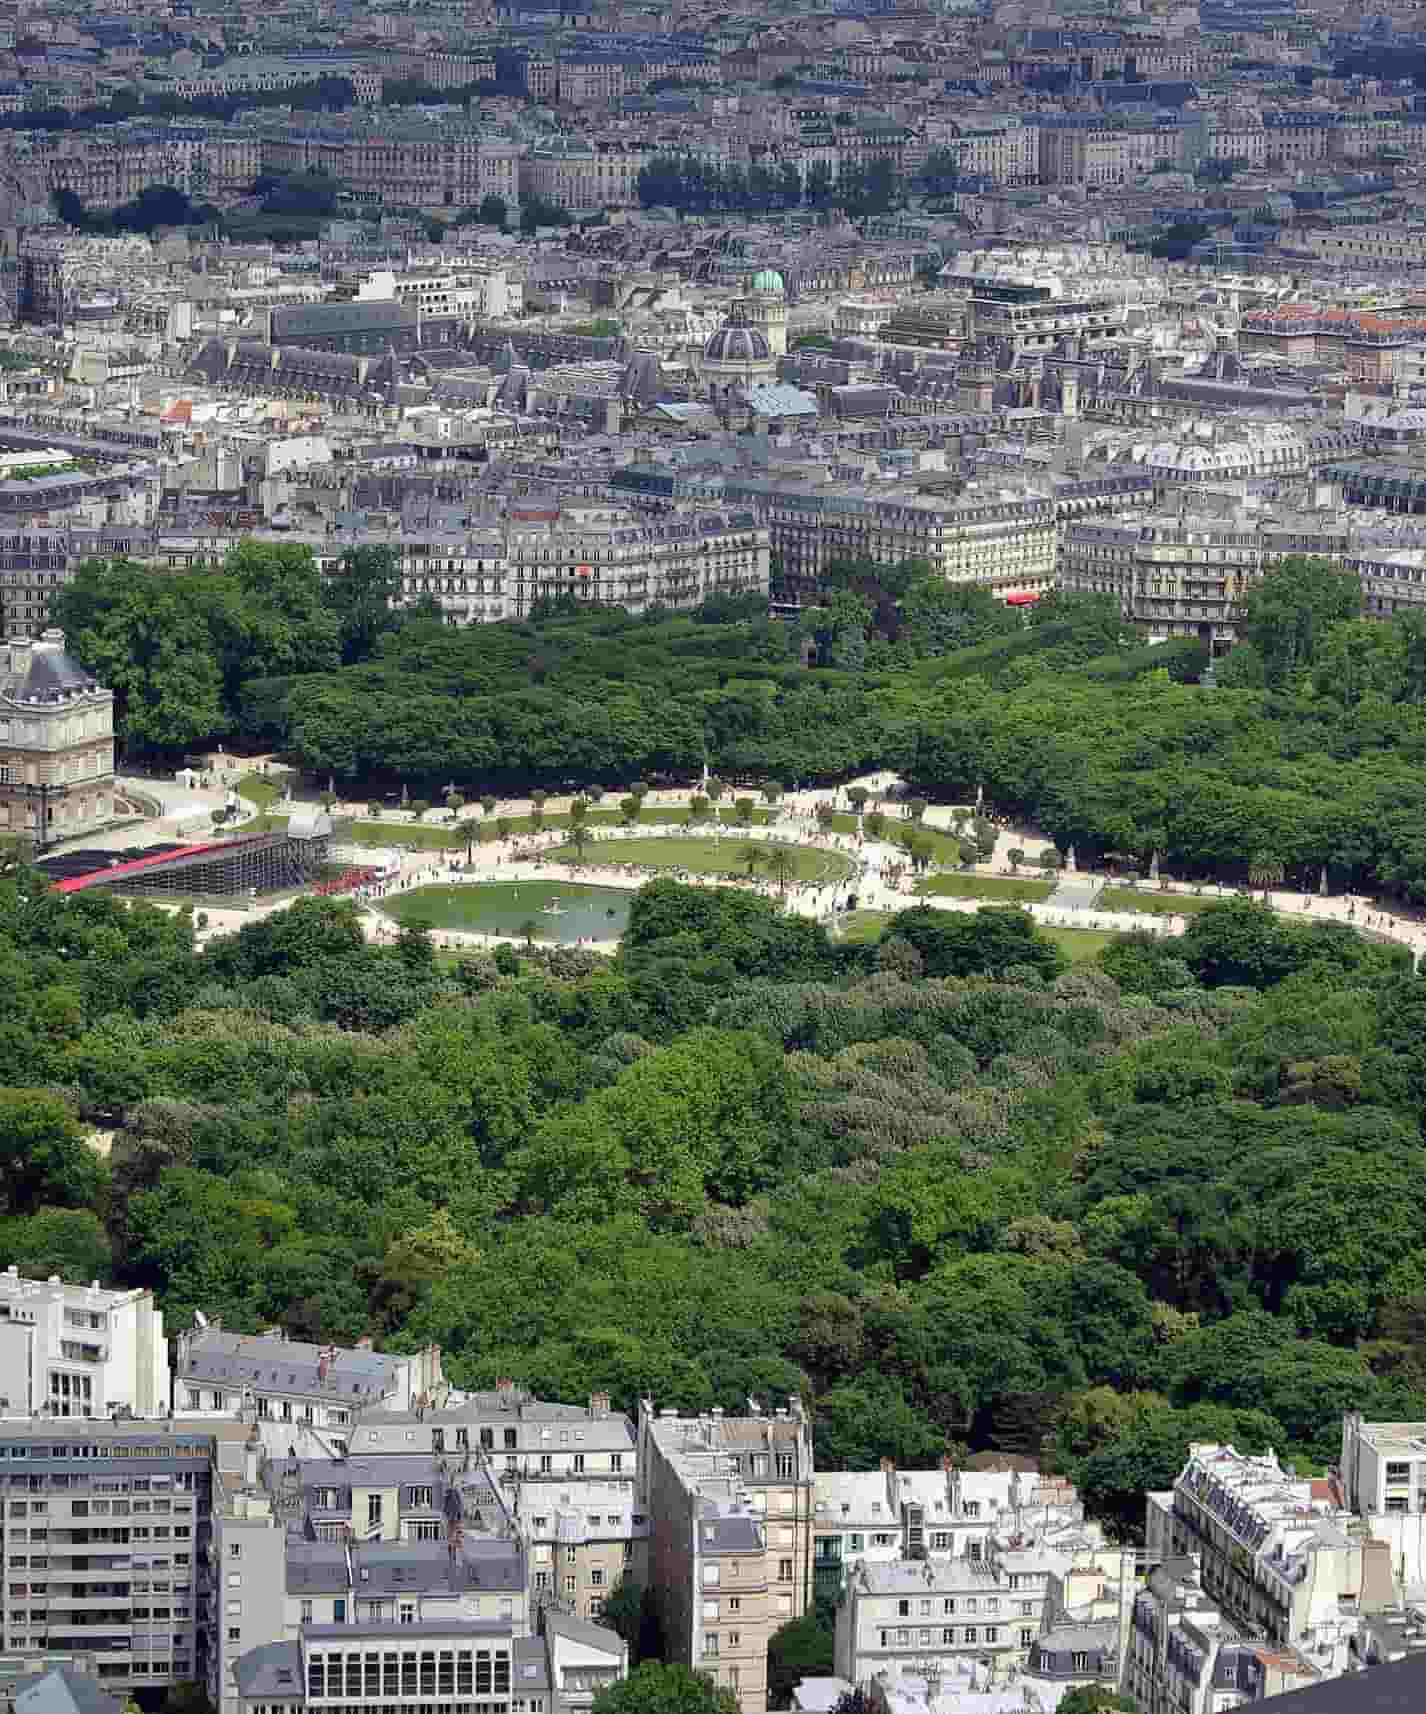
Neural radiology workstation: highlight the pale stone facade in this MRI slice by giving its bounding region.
[0,629,114,849]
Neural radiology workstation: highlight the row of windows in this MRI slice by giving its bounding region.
[877,1625,1007,1647]
[308,1650,511,1698]
[0,1443,206,1459]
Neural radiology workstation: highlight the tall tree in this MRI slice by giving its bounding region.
[1241,556,1361,688]
[326,545,403,665]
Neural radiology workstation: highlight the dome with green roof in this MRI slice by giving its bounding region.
[750,268,785,294]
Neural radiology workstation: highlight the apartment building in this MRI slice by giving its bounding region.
[165,59,383,105]
[1059,499,1361,646]
[940,120,1039,188]
[637,1399,814,1714]
[724,475,1055,602]
[1149,1444,1363,1654]
[175,1326,445,1450]
[398,52,498,90]
[1241,306,1426,381]
[391,505,769,624]
[355,266,519,322]
[338,1389,643,1633]
[833,1559,1027,1685]
[344,1386,635,1480]
[1341,1416,1426,1517]
[0,1271,167,1422]
[1127,1557,1321,1714]
[966,282,1123,356]
[519,143,646,213]
[0,1416,251,1696]
[1037,120,1183,187]
[812,1463,1082,1603]
[210,1442,526,1714]
[237,1619,531,1714]
[256,127,520,212]
[0,633,116,852]
[231,1609,624,1714]
[514,1483,647,1627]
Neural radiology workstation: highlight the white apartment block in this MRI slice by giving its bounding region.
[356,268,520,322]
[833,1558,1028,1685]
[0,1270,168,1420]
[812,1463,1084,1600]
[1148,1445,1362,1657]
[1342,1417,1426,1517]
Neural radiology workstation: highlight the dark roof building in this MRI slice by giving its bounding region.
[10,1669,123,1714]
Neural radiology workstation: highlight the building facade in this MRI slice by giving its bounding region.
[637,1400,814,1714]
[0,1418,251,1696]
[175,1327,445,1450]
[0,631,115,850]
[0,1269,168,1420]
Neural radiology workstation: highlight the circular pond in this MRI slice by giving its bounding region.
[378,882,632,943]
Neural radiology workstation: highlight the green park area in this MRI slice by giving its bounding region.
[924,872,1054,903]
[1099,886,1217,917]
[840,908,1115,965]
[30,541,1426,1536]
[548,834,854,885]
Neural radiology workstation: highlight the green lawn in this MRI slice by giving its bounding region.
[351,803,787,846]
[549,835,853,884]
[923,873,1054,903]
[235,776,283,808]
[834,911,1115,963]
[351,819,462,849]
[838,909,893,944]
[1043,927,1119,963]
[1099,886,1216,918]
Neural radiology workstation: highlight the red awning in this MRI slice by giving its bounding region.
[1004,592,1042,606]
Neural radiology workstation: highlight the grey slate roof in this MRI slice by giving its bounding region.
[1233,1650,1426,1714]
[12,1669,124,1714]
[698,1510,763,1555]
[272,300,415,339]
[1,643,100,705]
[543,1611,625,1655]
[232,1642,303,1700]
[179,1329,405,1399]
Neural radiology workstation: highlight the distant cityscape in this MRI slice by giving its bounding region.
[0,0,1417,662]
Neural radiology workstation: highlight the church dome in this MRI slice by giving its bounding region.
[749,268,785,294]
[703,324,771,363]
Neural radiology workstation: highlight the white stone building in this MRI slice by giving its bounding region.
[0,1267,168,1418]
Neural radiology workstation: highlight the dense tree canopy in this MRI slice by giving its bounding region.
[3,823,1424,1537]
[29,554,1426,1533]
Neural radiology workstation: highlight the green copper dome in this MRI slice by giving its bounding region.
[750,268,785,293]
